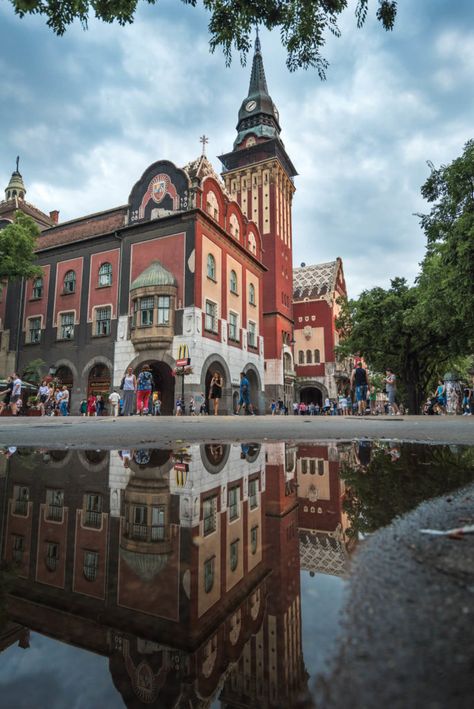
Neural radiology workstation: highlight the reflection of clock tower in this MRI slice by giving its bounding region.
[219,35,297,406]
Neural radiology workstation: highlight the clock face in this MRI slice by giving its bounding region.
[245,100,257,112]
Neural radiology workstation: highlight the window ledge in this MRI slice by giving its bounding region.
[249,301,256,307]
[207,276,218,284]
[29,296,43,302]
[91,333,110,338]
[61,290,75,296]
[229,290,239,296]
[25,340,41,346]
[96,283,112,289]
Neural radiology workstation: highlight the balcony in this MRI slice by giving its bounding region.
[13,500,28,516]
[125,521,167,543]
[12,549,23,563]
[84,510,102,529]
[46,504,63,522]
[45,556,58,572]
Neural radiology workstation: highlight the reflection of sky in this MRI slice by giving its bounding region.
[0,632,123,708]
[300,570,347,681]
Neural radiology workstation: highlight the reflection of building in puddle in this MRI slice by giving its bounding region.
[0,443,307,706]
[296,443,356,577]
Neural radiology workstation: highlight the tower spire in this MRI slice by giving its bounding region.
[248,30,268,96]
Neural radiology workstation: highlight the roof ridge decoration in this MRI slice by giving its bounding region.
[183,154,232,200]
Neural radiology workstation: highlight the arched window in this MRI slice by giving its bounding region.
[306,350,312,364]
[298,350,304,364]
[314,349,320,363]
[249,283,255,305]
[229,213,240,239]
[207,254,216,280]
[206,190,219,221]
[248,232,257,255]
[230,270,238,294]
[63,270,76,294]
[32,276,43,299]
[98,262,112,287]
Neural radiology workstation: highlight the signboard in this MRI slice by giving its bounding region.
[176,358,191,367]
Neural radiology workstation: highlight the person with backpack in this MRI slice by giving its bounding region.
[136,364,154,415]
[350,361,370,415]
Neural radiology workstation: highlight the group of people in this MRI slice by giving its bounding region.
[0,373,23,415]
[424,380,474,416]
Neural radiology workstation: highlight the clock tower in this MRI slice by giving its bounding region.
[219,35,297,407]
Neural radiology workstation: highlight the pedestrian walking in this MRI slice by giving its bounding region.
[10,373,22,416]
[86,394,96,416]
[209,372,223,416]
[271,399,277,415]
[95,394,105,416]
[235,372,253,415]
[121,367,137,416]
[108,390,120,417]
[59,385,69,416]
[137,365,153,415]
[79,399,87,416]
[293,402,299,416]
[385,369,400,415]
[350,362,370,415]
[37,380,50,416]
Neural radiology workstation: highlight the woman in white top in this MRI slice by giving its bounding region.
[121,367,137,416]
[38,380,50,416]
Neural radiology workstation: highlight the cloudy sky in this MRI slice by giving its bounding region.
[1,0,473,296]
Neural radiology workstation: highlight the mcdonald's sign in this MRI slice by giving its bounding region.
[176,344,190,368]
[175,464,188,487]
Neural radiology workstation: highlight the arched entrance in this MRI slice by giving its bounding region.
[88,364,111,399]
[134,360,175,415]
[244,366,261,414]
[300,386,323,407]
[55,365,73,410]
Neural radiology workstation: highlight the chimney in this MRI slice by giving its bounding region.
[49,210,59,224]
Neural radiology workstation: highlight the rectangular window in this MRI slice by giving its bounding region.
[84,493,102,528]
[157,296,170,325]
[28,317,41,343]
[249,479,258,509]
[310,459,316,475]
[204,556,215,593]
[95,307,111,336]
[318,459,325,475]
[248,321,256,348]
[12,534,24,563]
[32,279,43,299]
[205,300,217,333]
[129,505,148,540]
[301,459,308,474]
[151,506,166,541]
[13,485,29,516]
[59,312,74,340]
[203,496,217,535]
[140,297,154,326]
[228,486,239,521]
[45,542,59,571]
[83,550,99,581]
[46,488,64,522]
[229,312,238,341]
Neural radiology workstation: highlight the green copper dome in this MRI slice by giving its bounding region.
[130,261,177,291]
[5,157,26,201]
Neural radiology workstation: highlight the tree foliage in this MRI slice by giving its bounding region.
[337,141,474,412]
[22,358,47,384]
[9,0,398,74]
[0,211,42,282]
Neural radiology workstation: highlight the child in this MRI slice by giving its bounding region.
[189,397,196,416]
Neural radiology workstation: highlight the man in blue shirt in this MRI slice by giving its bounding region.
[235,371,254,415]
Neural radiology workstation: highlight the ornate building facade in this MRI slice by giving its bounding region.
[293,258,351,405]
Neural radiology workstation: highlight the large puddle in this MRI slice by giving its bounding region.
[0,441,473,707]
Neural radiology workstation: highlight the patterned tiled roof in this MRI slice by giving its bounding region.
[36,206,127,251]
[183,155,232,199]
[293,259,340,301]
[299,530,348,577]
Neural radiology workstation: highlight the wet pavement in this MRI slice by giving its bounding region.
[0,414,473,448]
[0,440,472,708]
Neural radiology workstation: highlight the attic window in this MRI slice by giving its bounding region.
[206,190,219,221]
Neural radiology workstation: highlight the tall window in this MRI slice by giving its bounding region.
[83,550,99,581]
[249,479,258,509]
[63,270,76,294]
[206,190,219,221]
[306,350,312,364]
[13,485,29,516]
[230,540,239,572]
[28,317,41,343]
[140,297,154,326]
[229,270,238,294]
[248,321,256,348]
[298,350,304,364]
[151,506,166,541]
[249,283,256,305]
[228,486,239,521]
[95,307,111,336]
[98,262,112,287]
[207,254,216,280]
[46,489,64,522]
[12,534,24,563]
[229,312,238,341]
[157,296,170,325]
[204,556,215,593]
[205,300,217,333]
[314,349,320,363]
[203,496,217,535]
[45,542,59,571]
[32,276,43,299]
[250,526,258,554]
[84,493,102,528]
[229,214,240,239]
[59,312,74,340]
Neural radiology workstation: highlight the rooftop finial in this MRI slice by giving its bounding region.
[255,26,261,53]
[16,155,20,173]
[199,134,209,156]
